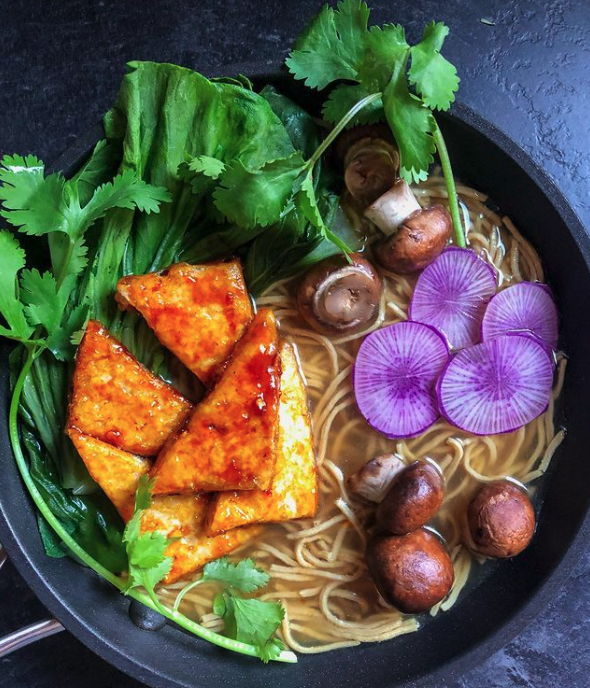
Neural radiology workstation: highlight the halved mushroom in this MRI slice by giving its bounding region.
[296,254,382,334]
[366,180,452,274]
[347,454,406,503]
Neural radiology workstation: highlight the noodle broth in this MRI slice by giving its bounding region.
[160,177,566,653]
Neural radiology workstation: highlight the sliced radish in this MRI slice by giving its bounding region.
[353,321,449,439]
[437,333,554,435]
[482,281,558,350]
[409,247,497,350]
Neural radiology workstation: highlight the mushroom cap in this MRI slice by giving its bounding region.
[376,459,445,535]
[466,480,536,558]
[367,529,454,614]
[344,138,400,207]
[296,254,382,334]
[374,205,452,274]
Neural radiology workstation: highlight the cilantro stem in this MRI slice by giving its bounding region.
[306,92,382,170]
[8,351,296,664]
[432,119,465,247]
[173,578,204,612]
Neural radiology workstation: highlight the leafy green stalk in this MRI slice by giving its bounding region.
[7,360,296,663]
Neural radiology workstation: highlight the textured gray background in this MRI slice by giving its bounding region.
[1,0,589,686]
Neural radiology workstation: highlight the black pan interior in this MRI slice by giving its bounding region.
[1,70,590,688]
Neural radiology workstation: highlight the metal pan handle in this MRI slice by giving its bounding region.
[0,544,64,657]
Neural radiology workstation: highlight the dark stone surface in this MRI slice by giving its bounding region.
[0,0,589,686]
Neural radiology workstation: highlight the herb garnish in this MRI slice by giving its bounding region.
[122,478,287,663]
[286,0,465,245]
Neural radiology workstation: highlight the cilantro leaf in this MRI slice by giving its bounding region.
[217,592,285,663]
[122,476,173,594]
[286,0,370,89]
[409,21,460,110]
[0,156,170,241]
[214,153,305,229]
[322,84,384,126]
[0,231,34,341]
[357,24,409,91]
[178,155,226,195]
[0,159,68,236]
[202,557,270,593]
[84,169,171,221]
[383,61,436,183]
[20,269,72,335]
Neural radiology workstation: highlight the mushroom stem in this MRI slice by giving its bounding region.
[363,179,421,236]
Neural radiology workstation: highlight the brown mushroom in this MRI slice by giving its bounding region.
[344,138,400,207]
[296,253,382,334]
[376,459,445,535]
[347,454,406,504]
[364,179,452,274]
[366,528,454,614]
[466,480,535,558]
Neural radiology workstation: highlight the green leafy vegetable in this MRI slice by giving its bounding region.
[173,557,285,663]
[285,0,370,89]
[213,593,285,663]
[122,476,173,594]
[0,231,34,342]
[409,22,460,111]
[201,557,270,592]
[214,153,306,229]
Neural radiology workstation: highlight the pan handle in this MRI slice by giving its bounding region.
[0,545,65,657]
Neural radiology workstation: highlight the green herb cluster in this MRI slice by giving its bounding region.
[123,477,286,662]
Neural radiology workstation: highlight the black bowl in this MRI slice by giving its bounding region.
[1,69,590,688]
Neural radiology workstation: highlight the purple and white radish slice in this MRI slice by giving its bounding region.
[354,321,449,439]
[481,281,558,350]
[409,247,497,350]
[437,333,554,435]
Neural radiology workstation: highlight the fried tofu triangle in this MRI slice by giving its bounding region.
[208,342,318,534]
[67,430,259,584]
[68,321,192,456]
[143,496,261,584]
[116,261,253,386]
[152,308,281,494]
[67,429,150,521]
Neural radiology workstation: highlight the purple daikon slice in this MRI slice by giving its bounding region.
[409,247,497,350]
[437,333,554,435]
[482,281,558,350]
[353,321,449,439]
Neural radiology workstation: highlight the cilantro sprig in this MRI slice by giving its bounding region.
[286,0,465,246]
[172,557,286,662]
[0,152,171,359]
[122,476,174,595]
[120,478,286,663]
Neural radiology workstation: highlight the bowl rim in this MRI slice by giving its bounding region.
[1,62,590,688]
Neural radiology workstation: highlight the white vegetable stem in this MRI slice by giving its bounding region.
[364,179,420,236]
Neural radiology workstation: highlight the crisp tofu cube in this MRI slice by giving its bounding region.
[151,308,281,494]
[142,495,261,584]
[68,321,191,456]
[116,260,253,386]
[67,430,260,584]
[67,428,149,521]
[207,342,318,534]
